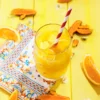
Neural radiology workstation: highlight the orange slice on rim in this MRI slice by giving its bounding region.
[81,54,100,85]
[0,27,20,42]
[9,90,18,100]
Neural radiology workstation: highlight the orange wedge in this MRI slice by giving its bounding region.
[9,90,18,100]
[0,27,20,42]
[81,54,100,85]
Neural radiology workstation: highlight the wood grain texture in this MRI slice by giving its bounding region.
[0,0,100,100]
[0,0,35,99]
[34,0,69,30]
[69,0,100,100]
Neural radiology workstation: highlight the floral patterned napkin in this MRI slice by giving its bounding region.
[0,24,55,100]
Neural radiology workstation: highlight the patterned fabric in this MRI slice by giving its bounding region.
[0,24,55,100]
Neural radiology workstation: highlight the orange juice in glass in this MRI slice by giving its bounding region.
[34,24,71,79]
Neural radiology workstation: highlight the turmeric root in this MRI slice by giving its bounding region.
[11,8,36,19]
[78,25,89,29]
[35,91,70,100]
[68,20,92,37]
[76,28,92,35]
[68,20,82,38]
[36,92,70,100]
[57,0,72,3]
[72,39,79,47]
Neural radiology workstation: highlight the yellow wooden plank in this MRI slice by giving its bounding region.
[34,0,69,30]
[0,0,35,100]
[34,0,71,99]
[0,88,10,100]
[0,0,35,29]
[68,0,100,100]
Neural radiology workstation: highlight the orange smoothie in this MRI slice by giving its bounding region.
[34,24,71,79]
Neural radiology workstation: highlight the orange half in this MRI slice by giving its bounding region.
[9,90,18,100]
[0,27,20,42]
[81,54,100,85]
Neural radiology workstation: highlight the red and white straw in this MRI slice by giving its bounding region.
[53,8,72,46]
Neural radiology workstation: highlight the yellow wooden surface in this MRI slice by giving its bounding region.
[69,0,100,100]
[0,0,100,100]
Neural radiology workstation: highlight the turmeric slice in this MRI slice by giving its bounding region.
[78,25,89,29]
[68,20,82,38]
[68,20,92,37]
[36,91,70,100]
[36,94,70,100]
[57,0,72,3]
[11,8,36,19]
[72,39,79,47]
[76,28,92,35]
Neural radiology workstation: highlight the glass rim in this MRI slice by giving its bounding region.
[35,23,72,55]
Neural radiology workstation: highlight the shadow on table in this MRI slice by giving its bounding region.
[90,82,100,95]
[0,88,10,95]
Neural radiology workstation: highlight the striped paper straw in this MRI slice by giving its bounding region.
[52,8,72,46]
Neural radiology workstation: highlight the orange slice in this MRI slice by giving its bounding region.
[81,54,100,85]
[0,27,20,42]
[9,90,18,100]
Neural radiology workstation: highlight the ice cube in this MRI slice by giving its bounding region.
[48,35,56,43]
[40,41,50,49]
